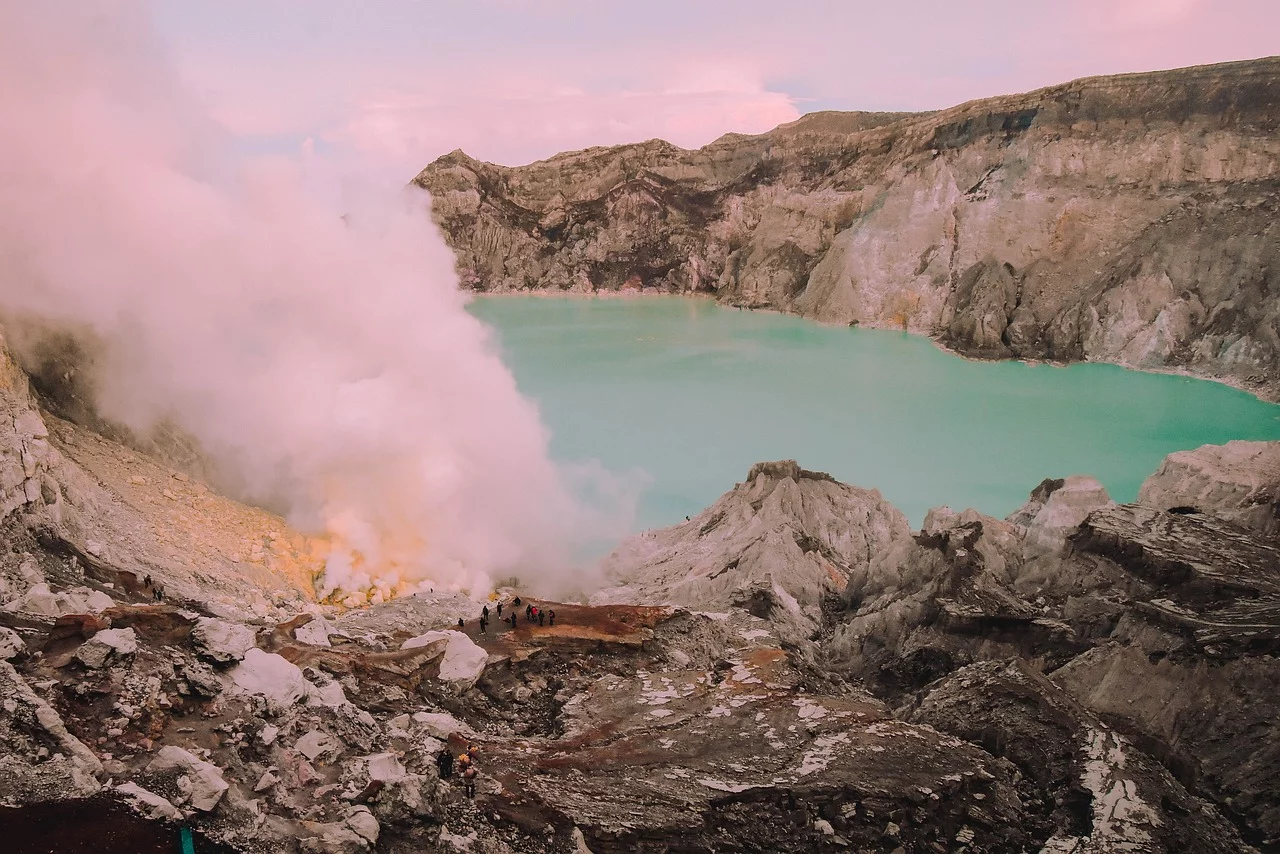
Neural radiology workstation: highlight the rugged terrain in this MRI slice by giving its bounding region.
[413,57,1280,398]
[1,328,1279,852]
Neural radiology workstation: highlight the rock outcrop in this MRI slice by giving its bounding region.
[593,460,913,644]
[414,57,1280,397]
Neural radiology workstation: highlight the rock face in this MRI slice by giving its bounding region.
[594,460,913,644]
[1138,439,1280,535]
[415,57,1280,397]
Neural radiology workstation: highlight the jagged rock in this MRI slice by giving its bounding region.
[911,660,1248,852]
[145,746,229,811]
[301,805,380,853]
[595,460,913,643]
[73,626,136,669]
[0,626,25,660]
[1021,476,1112,556]
[1139,440,1280,535]
[294,615,333,646]
[410,711,475,741]
[3,583,113,617]
[0,660,102,804]
[115,781,182,821]
[191,616,257,663]
[400,630,489,686]
[295,729,343,762]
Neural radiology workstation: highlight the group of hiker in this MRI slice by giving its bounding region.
[141,573,165,603]
[458,594,558,634]
[435,742,480,798]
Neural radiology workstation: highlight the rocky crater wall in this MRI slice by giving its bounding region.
[414,57,1280,398]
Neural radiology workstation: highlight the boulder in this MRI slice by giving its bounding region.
[0,626,25,660]
[115,781,182,821]
[191,616,257,663]
[294,616,333,647]
[401,630,488,687]
[410,711,475,741]
[227,647,311,712]
[3,583,113,617]
[74,627,137,669]
[145,746,229,811]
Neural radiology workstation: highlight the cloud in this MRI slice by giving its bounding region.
[337,78,800,168]
[0,3,625,601]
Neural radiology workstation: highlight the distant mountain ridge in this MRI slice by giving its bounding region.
[413,57,1280,398]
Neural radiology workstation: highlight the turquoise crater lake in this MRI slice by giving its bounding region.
[470,296,1280,530]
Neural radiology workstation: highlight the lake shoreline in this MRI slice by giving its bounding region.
[470,290,1280,404]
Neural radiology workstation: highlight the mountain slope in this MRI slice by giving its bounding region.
[414,57,1280,398]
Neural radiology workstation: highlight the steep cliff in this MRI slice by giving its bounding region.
[414,57,1280,397]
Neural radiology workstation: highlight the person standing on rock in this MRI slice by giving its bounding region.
[436,747,454,779]
[457,617,465,630]
[548,609,556,626]
[462,762,477,798]
[479,616,487,634]
[526,603,533,621]
[538,609,545,626]
[497,601,503,618]
[482,604,489,620]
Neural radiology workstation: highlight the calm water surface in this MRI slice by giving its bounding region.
[470,296,1280,529]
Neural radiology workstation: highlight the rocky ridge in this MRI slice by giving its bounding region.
[414,57,1280,398]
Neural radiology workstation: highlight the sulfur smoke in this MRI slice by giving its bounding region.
[0,6,624,600]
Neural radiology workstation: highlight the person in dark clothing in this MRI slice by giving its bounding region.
[482,605,489,619]
[513,596,521,607]
[538,610,545,626]
[457,617,465,629]
[526,603,533,621]
[496,602,503,617]
[436,748,454,779]
[548,609,556,626]
[510,613,518,627]
[479,617,487,634]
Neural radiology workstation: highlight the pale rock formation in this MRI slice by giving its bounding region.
[0,625,25,660]
[400,629,489,687]
[3,583,113,617]
[227,647,312,712]
[145,746,229,812]
[594,460,913,643]
[191,616,258,663]
[1138,440,1280,535]
[115,781,183,821]
[294,615,333,646]
[74,626,137,669]
[1020,476,1114,556]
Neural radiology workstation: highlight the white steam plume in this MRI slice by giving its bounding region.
[0,5,625,600]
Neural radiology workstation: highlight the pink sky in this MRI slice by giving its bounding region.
[154,0,1279,174]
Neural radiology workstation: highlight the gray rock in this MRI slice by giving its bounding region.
[0,626,25,660]
[191,616,257,663]
[145,745,229,811]
[1139,440,1280,535]
[74,627,137,669]
[595,460,913,644]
